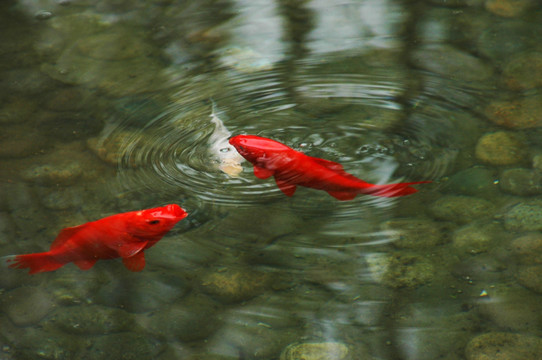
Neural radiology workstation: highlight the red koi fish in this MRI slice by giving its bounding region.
[229,135,430,200]
[5,204,187,274]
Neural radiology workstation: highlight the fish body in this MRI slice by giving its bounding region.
[229,135,430,200]
[208,101,244,176]
[5,204,187,274]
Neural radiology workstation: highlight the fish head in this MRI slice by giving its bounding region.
[229,135,290,165]
[129,204,188,237]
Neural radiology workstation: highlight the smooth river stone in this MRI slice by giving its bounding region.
[485,94,542,129]
[503,52,542,90]
[466,332,542,360]
[429,195,495,223]
[3,286,55,326]
[411,44,493,82]
[475,131,527,165]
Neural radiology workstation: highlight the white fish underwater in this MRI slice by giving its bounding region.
[208,101,244,176]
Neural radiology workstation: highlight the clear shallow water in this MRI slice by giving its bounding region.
[2,0,542,359]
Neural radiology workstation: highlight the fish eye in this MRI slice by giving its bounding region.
[239,146,246,151]
[147,220,160,225]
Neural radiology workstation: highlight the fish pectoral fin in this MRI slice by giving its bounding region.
[275,178,296,197]
[253,166,274,179]
[73,259,98,271]
[327,190,357,201]
[122,252,146,272]
[115,241,148,258]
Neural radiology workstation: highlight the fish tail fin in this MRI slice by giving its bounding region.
[364,181,431,198]
[4,253,65,274]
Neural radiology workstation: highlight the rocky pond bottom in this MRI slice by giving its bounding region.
[2,0,542,359]
[2,179,542,360]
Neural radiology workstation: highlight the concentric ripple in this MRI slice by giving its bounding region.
[104,61,457,215]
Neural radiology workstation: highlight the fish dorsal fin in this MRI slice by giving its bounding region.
[50,225,86,250]
[122,251,146,272]
[275,178,297,197]
[312,157,365,182]
[73,259,98,271]
[312,157,345,172]
[254,166,274,179]
[115,240,148,259]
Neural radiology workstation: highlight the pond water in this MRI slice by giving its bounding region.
[2,0,542,359]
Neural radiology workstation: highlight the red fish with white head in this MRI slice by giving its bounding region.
[229,135,430,200]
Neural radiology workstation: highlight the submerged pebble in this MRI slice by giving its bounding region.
[0,124,48,158]
[442,167,497,196]
[86,130,144,166]
[485,0,534,17]
[3,286,55,326]
[379,252,435,288]
[136,293,220,342]
[83,332,158,360]
[452,221,499,254]
[94,271,189,313]
[499,168,542,196]
[43,304,134,335]
[279,342,353,360]
[475,131,527,166]
[511,233,542,264]
[517,264,542,293]
[465,332,542,360]
[476,20,541,62]
[41,187,81,210]
[485,94,542,129]
[478,284,542,332]
[429,195,495,223]
[75,31,154,61]
[380,217,444,249]
[200,267,272,303]
[207,320,299,360]
[411,44,493,82]
[15,327,82,360]
[503,201,542,231]
[21,161,82,186]
[503,52,542,90]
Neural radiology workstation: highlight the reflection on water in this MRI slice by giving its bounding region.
[2,0,542,359]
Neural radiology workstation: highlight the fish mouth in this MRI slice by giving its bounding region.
[164,204,188,220]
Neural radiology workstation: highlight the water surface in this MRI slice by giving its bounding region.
[2,0,542,359]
